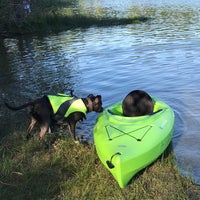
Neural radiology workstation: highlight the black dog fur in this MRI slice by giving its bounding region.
[122,90,154,117]
[5,92,103,141]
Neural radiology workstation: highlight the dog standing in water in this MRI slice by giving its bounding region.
[5,92,103,142]
[122,90,154,117]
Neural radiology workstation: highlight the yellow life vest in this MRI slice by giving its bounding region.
[47,94,87,118]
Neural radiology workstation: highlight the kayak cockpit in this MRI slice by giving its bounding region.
[107,97,164,116]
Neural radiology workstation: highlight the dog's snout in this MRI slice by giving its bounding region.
[95,105,103,113]
[99,107,103,112]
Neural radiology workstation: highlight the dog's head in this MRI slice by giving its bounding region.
[86,94,103,113]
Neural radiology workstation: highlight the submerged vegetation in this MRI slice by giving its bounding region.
[0,0,148,36]
[0,131,200,199]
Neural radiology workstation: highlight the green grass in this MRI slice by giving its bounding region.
[0,131,199,200]
[0,0,149,36]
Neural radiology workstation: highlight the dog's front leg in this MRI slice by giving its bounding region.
[39,123,49,140]
[68,122,77,141]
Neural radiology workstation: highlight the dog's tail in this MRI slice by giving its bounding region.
[4,102,34,111]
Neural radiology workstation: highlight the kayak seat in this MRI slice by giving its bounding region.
[107,109,123,116]
[149,109,163,115]
[107,109,163,116]
[107,100,163,116]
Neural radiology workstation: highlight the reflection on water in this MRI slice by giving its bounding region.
[0,0,200,184]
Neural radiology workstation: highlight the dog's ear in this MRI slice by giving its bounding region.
[87,94,95,101]
[96,95,102,99]
[93,95,103,112]
[70,90,74,96]
[95,95,102,102]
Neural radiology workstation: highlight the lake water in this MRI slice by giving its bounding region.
[0,0,200,184]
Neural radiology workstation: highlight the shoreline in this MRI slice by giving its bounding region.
[0,0,149,38]
[0,132,199,199]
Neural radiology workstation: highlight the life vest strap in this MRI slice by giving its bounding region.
[54,98,78,121]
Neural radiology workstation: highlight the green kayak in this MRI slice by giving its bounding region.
[93,98,174,188]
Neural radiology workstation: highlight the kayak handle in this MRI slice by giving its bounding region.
[106,152,121,169]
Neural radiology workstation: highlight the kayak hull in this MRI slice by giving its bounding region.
[93,98,175,188]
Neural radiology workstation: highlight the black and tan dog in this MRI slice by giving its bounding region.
[122,90,154,117]
[5,92,103,141]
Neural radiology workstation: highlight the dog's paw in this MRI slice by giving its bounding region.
[52,143,58,151]
[75,135,90,145]
[74,140,80,144]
